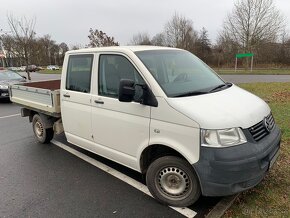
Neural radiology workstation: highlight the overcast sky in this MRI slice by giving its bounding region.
[1,0,290,47]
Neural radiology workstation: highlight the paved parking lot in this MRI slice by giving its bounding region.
[0,102,221,218]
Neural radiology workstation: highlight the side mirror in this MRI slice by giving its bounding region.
[22,76,27,79]
[118,79,158,107]
[118,79,135,102]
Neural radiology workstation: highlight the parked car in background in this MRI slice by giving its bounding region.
[20,66,26,71]
[0,70,26,100]
[7,67,21,71]
[19,65,38,72]
[37,66,44,71]
[47,65,60,70]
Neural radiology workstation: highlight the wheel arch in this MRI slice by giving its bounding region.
[30,112,56,129]
[139,144,194,174]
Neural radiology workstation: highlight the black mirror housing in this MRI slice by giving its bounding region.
[118,79,158,107]
[118,79,135,102]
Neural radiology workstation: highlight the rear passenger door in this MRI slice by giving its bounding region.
[91,54,151,166]
[61,54,94,143]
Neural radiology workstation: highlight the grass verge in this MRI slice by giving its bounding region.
[215,69,290,75]
[224,82,290,218]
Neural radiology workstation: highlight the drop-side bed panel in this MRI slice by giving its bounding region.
[10,80,61,117]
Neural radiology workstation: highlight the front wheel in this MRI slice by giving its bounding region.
[146,156,201,207]
[32,114,54,144]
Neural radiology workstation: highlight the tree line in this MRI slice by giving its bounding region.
[0,14,69,70]
[88,0,290,69]
[1,0,290,70]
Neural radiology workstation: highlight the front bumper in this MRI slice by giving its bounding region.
[193,125,281,196]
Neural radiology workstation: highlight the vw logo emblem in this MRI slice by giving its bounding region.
[263,117,273,132]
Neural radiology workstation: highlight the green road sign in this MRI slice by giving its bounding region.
[236,53,254,58]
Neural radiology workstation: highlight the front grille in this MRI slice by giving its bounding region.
[248,113,275,141]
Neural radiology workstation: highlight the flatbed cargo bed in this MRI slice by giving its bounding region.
[10,80,61,117]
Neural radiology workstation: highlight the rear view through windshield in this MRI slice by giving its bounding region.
[135,50,225,97]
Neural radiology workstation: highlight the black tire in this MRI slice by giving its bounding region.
[32,114,54,144]
[146,156,201,207]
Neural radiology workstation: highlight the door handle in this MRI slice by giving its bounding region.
[94,100,104,104]
[63,94,70,98]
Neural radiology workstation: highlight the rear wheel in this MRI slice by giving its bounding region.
[146,156,201,207]
[32,114,54,144]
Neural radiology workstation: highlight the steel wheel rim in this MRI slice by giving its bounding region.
[157,167,191,198]
[35,120,44,138]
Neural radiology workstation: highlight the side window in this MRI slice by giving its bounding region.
[66,54,93,93]
[98,54,145,100]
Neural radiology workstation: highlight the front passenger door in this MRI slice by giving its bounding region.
[91,54,151,166]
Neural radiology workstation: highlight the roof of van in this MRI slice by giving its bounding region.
[66,46,181,54]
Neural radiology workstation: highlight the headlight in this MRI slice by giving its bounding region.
[0,85,9,89]
[201,128,247,147]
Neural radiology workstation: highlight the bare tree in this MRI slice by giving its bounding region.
[164,13,198,50]
[38,34,55,65]
[276,31,290,65]
[215,33,240,68]
[59,42,69,54]
[2,22,69,68]
[130,32,152,45]
[222,0,285,54]
[70,44,84,50]
[196,27,212,63]
[0,33,14,67]
[88,28,119,47]
[58,42,69,65]
[7,14,36,80]
[151,33,166,46]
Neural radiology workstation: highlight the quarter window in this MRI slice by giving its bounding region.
[66,54,93,93]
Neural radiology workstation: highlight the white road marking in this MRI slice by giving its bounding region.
[51,139,197,218]
[0,113,21,119]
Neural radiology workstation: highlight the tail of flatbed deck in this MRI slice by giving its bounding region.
[9,80,61,117]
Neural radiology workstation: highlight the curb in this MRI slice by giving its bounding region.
[205,194,239,218]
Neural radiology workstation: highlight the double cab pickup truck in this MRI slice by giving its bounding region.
[10,46,281,207]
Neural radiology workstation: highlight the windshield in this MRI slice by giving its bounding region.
[135,50,226,97]
[0,71,23,80]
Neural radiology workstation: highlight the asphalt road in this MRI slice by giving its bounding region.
[0,102,220,218]
[221,74,290,83]
[18,72,61,81]
[18,72,290,84]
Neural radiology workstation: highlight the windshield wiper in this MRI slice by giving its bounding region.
[208,82,232,93]
[172,82,232,97]
[173,91,209,97]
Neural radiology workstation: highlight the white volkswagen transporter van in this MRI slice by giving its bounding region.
[11,46,281,207]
